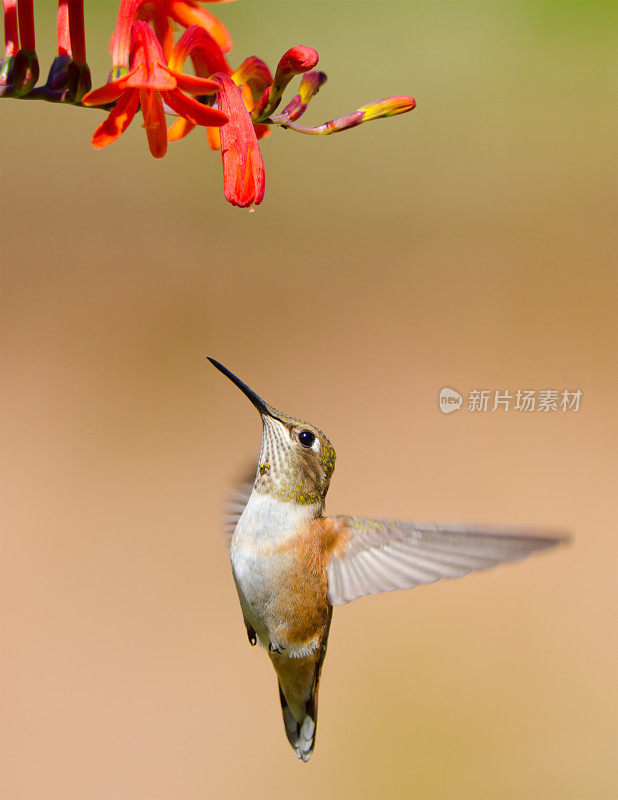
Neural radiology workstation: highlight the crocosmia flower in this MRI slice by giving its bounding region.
[1,0,417,207]
[213,72,265,208]
[82,20,227,157]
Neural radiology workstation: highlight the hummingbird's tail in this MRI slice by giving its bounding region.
[271,613,331,762]
[277,666,318,762]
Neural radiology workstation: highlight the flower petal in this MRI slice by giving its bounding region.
[139,88,167,158]
[3,0,19,59]
[163,88,228,127]
[253,123,270,141]
[168,116,196,142]
[82,69,135,105]
[168,24,229,77]
[167,2,233,54]
[166,68,221,95]
[17,0,35,51]
[124,21,176,90]
[91,88,139,148]
[66,0,87,66]
[147,3,175,61]
[232,56,272,103]
[57,1,71,58]
[110,0,142,68]
[214,72,265,207]
[206,126,221,150]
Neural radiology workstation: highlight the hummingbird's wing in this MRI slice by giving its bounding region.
[223,466,255,545]
[324,517,569,606]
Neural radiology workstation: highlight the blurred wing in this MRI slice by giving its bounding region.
[222,466,255,546]
[325,516,568,605]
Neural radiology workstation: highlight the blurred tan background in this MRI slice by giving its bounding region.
[1,2,617,798]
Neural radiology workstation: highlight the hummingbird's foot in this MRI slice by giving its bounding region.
[246,625,257,646]
[268,641,286,654]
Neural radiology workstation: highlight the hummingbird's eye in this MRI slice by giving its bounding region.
[297,429,315,448]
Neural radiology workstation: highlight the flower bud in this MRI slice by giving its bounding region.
[253,46,319,122]
[358,95,416,121]
[274,46,319,83]
[12,49,39,95]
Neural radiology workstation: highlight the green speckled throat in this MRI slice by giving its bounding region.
[208,358,336,506]
[255,413,336,505]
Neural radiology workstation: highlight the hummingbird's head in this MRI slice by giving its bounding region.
[208,358,336,507]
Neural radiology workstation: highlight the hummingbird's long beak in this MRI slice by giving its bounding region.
[207,357,274,418]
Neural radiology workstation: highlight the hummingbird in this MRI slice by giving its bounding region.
[208,358,567,762]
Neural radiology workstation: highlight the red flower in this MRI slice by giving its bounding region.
[1,0,417,208]
[202,47,318,208]
[82,21,227,158]
[165,26,271,152]
[1,0,39,94]
[57,0,86,66]
[2,0,18,63]
[110,0,233,69]
[213,72,265,208]
[52,0,91,101]
[162,0,233,55]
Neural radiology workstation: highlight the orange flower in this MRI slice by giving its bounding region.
[82,21,227,158]
[2,0,417,209]
[166,26,270,150]
[212,72,265,208]
[162,0,234,55]
[110,0,233,68]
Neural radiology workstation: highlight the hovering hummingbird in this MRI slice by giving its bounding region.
[208,358,567,762]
